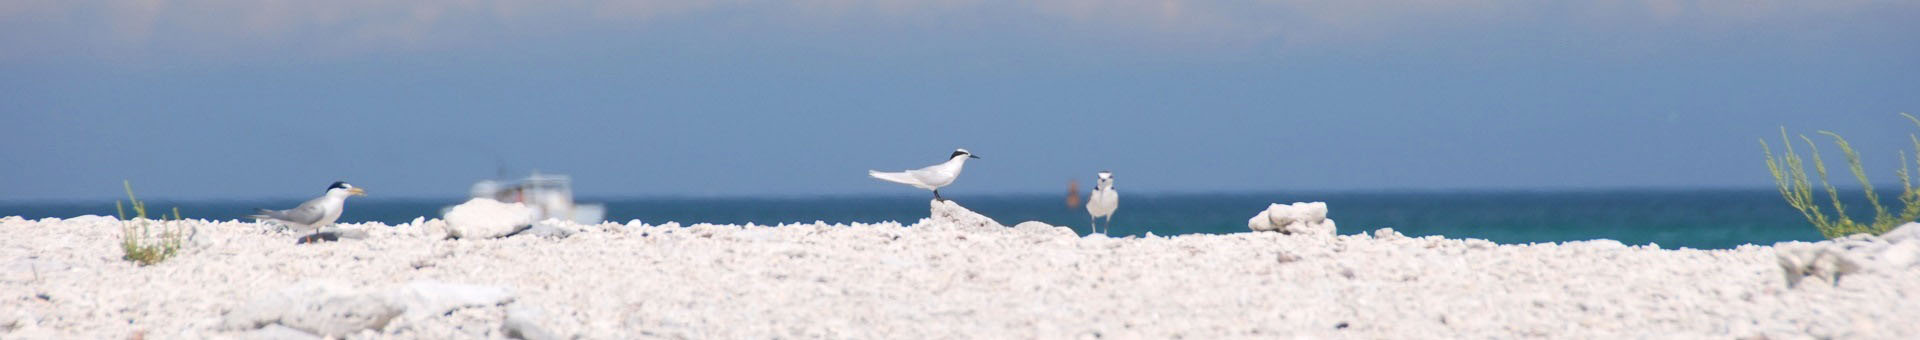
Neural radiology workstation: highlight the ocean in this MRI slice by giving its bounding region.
[1,190,1837,249]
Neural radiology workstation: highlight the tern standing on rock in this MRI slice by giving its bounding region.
[869,148,979,201]
[249,181,366,231]
[1087,171,1118,234]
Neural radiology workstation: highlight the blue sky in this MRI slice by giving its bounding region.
[3,1,1918,200]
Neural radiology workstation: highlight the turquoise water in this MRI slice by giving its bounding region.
[2,190,1833,249]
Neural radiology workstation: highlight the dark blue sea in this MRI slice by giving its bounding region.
[2,190,1834,249]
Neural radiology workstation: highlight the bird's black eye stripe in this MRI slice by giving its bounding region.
[950,151,967,159]
[328,181,350,190]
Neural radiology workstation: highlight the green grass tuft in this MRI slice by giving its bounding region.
[116,180,186,266]
[1761,113,1920,239]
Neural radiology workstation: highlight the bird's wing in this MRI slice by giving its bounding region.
[260,197,328,225]
[869,170,922,186]
[907,166,949,186]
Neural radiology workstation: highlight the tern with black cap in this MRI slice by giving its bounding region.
[249,181,367,231]
[870,148,980,201]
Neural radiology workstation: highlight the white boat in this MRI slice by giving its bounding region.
[445,172,606,224]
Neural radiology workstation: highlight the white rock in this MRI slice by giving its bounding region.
[1248,210,1276,232]
[226,280,517,337]
[67,215,119,225]
[444,198,534,239]
[926,200,1004,230]
[1011,220,1051,230]
[1314,219,1339,236]
[1250,202,1336,236]
[1580,239,1628,250]
[1372,228,1405,240]
[1269,202,1327,224]
[1012,221,1076,238]
[1882,222,1920,244]
[384,280,517,322]
[1878,241,1919,269]
[224,280,403,337]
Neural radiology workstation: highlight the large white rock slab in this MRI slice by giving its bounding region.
[224,280,518,337]
[384,280,517,322]
[223,280,403,337]
[444,198,534,239]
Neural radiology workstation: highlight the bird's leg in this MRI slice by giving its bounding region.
[934,189,945,201]
[1105,216,1114,235]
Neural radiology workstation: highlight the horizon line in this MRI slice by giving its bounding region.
[0,185,1836,205]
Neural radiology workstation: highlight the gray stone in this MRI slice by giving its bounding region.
[512,221,575,239]
[1777,245,1863,288]
[1,310,36,333]
[296,227,371,244]
[503,304,560,340]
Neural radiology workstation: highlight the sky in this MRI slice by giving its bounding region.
[2,1,1918,201]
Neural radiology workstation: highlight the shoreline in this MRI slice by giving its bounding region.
[0,190,1827,250]
[2,201,1916,338]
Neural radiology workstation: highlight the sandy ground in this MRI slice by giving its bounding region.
[3,201,1917,339]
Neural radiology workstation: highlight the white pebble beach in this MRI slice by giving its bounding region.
[4,201,1918,339]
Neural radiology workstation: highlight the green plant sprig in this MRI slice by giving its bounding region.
[1761,113,1920,238]
[116,180,185,266]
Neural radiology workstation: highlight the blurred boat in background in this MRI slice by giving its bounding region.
[443,172,605,224]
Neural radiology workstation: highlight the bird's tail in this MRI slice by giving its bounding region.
[868,170,918,185]
[247,208,273,220]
